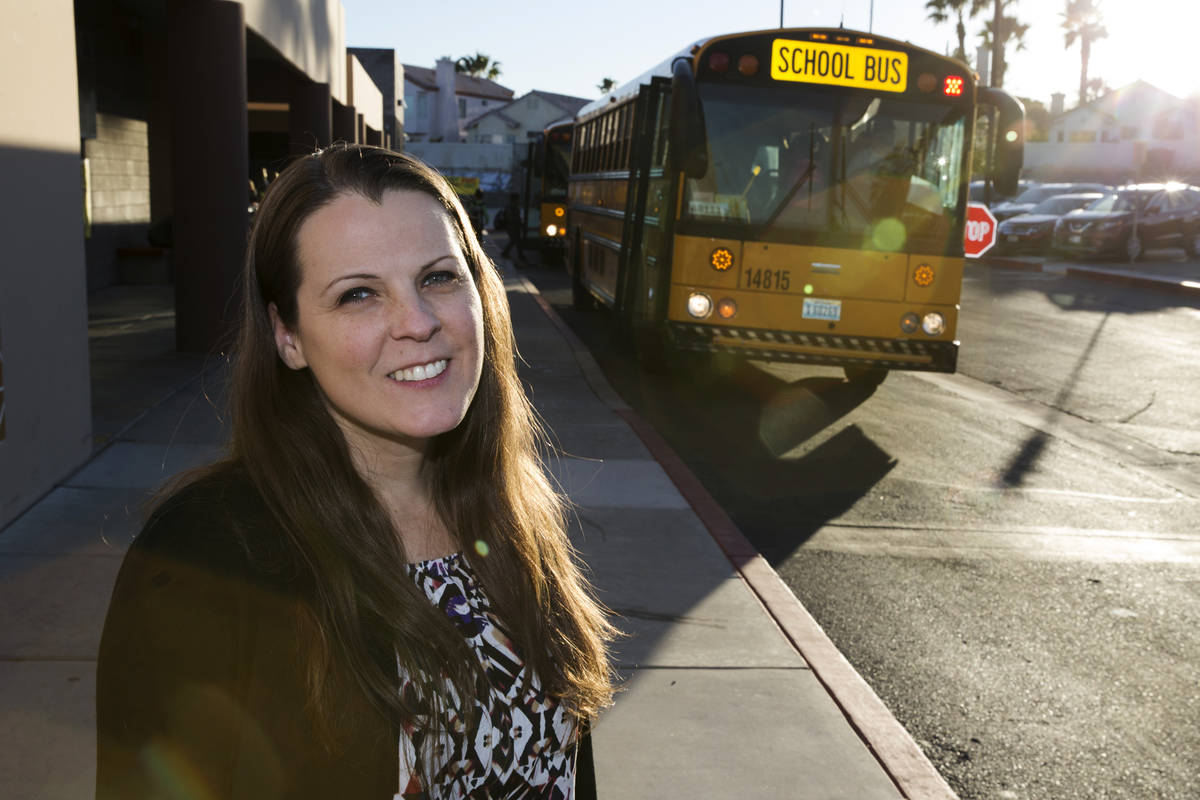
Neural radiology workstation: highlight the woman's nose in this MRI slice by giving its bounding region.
[387,295,441,341]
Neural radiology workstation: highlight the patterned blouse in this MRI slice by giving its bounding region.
[395,553,577,799]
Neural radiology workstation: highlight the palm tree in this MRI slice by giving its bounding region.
[978,11,1029,87]
[925,0,986,62]
[596,77,617,94]
[455,52,502,80]
[1062,0,1108,107]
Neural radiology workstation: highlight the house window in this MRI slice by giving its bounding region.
[482,100,488,107]
[1101,129,1118,142]
[1153,118,1184,140]
[1056,130,1064,143]
[1068,130,1096,143]
[1120,126,1138,140]
[458,98,466,117]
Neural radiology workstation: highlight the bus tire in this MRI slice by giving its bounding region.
[571,274,596,311]
[569,247,596,311]
[843,365,888,386]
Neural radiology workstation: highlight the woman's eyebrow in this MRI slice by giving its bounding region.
[323,272,380,293]
[321,255,461,293]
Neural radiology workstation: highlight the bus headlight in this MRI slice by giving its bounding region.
[921,312,946,336]
[900,312,920,333]
[545,224,558,236]
[717,298,737,319]
[687,292,713,319]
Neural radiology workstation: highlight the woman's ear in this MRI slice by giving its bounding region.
[268,303,307,370]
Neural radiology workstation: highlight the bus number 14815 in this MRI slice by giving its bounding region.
[743,268,792,291]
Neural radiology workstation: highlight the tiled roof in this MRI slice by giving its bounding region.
[463,90,591,130]
[402,64,514,100]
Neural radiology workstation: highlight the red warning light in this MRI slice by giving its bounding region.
[944,75,965,96]
[708,52,730,73]
[737,54,759,76]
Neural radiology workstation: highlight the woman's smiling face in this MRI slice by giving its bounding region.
[272,189,484,460]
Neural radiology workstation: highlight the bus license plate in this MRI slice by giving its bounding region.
[802,298,842,321]
[771,39,908,93]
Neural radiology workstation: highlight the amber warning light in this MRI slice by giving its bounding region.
[944,75,964,96]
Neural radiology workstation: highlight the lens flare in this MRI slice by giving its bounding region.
[870,218,907,251]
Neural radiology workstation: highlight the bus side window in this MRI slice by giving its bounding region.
[654,92,670,169]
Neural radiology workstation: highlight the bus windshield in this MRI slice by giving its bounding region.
[682,82,968,253]
[544,136,572,201]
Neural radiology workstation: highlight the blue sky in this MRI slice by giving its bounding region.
[343,0,1200,107]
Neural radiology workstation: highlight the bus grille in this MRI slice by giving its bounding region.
[668,323,958,372]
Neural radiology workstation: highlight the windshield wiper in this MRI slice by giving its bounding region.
[757,160,817,235]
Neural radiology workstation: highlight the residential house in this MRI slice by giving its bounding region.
[403,59,513,142]
[464,90,590,144]
[1024,80,1200,183]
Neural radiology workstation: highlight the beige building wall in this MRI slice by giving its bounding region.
[242,0,347,103]
[0,0,92,528]
[347,54,383,133]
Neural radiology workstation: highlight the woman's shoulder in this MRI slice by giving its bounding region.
[132,463,291,581]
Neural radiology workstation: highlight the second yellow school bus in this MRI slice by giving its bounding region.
[566,27,1023,383]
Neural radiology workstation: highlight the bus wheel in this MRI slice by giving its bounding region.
[843,365,888,386]
[571,276,596,311]
[632,325,669,374]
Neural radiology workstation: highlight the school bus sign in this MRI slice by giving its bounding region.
[963,202,997,258]
[770,38,908,92]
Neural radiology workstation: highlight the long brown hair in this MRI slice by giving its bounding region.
[212,144,613,755]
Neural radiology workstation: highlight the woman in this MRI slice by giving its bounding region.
[96,144,615,799]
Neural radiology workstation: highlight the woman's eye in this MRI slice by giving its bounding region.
[422,270,460,287]
[337,287,375,305]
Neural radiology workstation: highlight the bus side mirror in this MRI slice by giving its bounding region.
[667,59,709,179]
[979,88,1024,198]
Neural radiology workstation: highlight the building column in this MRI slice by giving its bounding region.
[289,78,331,155]
[332,101,357,144]
[144,30,172,237]
[168,0,248,353]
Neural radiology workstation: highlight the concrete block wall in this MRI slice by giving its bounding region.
[83,113,152,289]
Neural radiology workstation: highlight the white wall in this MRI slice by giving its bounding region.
[347,54,382,132]
[1026,140,1200,175]
[242,0,347,103]
[406,142,519,171]
[0,0,92,527]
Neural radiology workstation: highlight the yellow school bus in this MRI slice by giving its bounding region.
[566,27,1023,383]
[532,121,572,262]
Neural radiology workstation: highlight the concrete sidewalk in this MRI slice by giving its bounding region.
[0,249,954,798]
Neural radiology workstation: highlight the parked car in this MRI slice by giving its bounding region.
[995,193,1105,254]
[967,178,1036,206]
[1052,184,1200,260]
[968,179,1013,206]
[991,182,1112,221]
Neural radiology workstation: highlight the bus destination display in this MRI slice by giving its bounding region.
[770,39,908,93]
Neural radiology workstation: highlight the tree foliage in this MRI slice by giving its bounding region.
[455,52,502,80]
[925,0,987,62]
[1062,0,1108,107]
[977,1,1029,88]
[597,77,617,94]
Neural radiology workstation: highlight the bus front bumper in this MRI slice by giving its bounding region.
[668,322,959,373]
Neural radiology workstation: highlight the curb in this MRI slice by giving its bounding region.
[975,256,1200,297]
[515,274,957,800]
